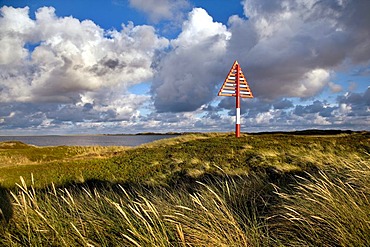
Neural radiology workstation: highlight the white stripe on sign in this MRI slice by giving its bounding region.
[236,108,241,124]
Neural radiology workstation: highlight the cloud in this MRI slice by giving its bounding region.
[0,6,35,64]
[128,0,190,22]
[1,3,369,134]
[273,99,294,110]
[0,103,50,129]
[215,86,369,131]
[151,0,370,114]
[338,87,370,117]
[0,93,150,135]
[0,6,167,133]
[151,8,231,112]
[293,100,335,118]
[0,6,169,104]
[328,82,343,93]
[224,0,370,100]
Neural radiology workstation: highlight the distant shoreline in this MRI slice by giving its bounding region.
[0,129,368,137]
[103,132,183,136]
[104,129,368,136]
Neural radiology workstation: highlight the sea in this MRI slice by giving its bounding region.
[0,135,177,147]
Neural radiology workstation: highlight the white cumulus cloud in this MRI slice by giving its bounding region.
[151,8,231,112]
[0,6,169,104]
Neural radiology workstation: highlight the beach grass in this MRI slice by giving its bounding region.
[0,131,369,246]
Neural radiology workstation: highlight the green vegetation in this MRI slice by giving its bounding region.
[0,141,128,188]
[0,131,369,246]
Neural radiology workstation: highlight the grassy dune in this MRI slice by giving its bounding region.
[0,131,369,246]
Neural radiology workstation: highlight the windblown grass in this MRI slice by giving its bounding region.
[270,157,370,246]
[0,131,369,246]
[1,154,369,246]
[0,172,272,246]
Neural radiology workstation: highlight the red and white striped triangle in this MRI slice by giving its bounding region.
[218,61,253,98]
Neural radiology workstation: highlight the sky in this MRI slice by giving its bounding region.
[0,0,369,135]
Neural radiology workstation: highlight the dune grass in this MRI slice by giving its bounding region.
[0,131,369,246]
[0,172,273,246]
[0,141,128,167]
[270,156,370,246]
[1,132,368,189]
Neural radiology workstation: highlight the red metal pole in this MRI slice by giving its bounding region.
[235,62,241,138]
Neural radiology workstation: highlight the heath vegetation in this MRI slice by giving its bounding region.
[0,131,369,246]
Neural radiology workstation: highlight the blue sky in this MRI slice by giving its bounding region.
[0,0,369,135]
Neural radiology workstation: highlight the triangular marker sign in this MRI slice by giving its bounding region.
[218,61,253,98]
[217,60,254,138]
